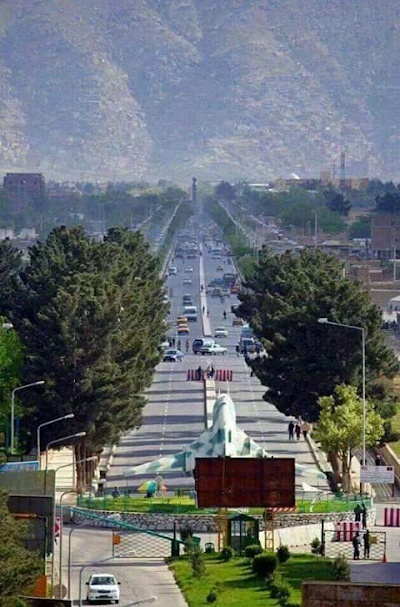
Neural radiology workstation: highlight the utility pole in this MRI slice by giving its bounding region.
[314,211,318,249]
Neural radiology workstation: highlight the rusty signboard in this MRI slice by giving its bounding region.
[195,457,295,508]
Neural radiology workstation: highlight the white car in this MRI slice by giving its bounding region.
[86,573,120,604]
[184,267,193,273]
[200,343,227,355]
[183,278,192,285]
[214,326,228,338]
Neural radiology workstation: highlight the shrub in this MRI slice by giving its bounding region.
[271,579,291,599]
[245,544,263,558]
[190,545,206,578]
[206,589,218,603]
[276,545,290,563]
[221,546,235,561]
[310,537,321,555]
[184,537,196,554]
[332,554,351,581]
[252,553,278,577]
[205,543,215,554]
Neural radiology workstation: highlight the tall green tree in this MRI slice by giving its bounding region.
[0,491,42,603]
[0,322,23,428]
[6,226,166,487]
[375,192,400,214]
[314,385,384,491]
[0,239,22,317]
[324,192,351,216]
[238,249,399,421]
[215,181,236,201]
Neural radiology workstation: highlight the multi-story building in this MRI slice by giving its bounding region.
[3,173,45,213]
[372,213,400,259]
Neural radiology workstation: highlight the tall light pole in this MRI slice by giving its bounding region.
[59,489,80,599]
[52,456,98,597]
[45,432,86,471]
[11,381,45,454]
[37,414,75,469]
[318,318,367,469]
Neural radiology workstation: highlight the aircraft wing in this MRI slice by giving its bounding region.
[124,452,186,477]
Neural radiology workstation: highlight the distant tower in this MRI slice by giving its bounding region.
[191,177,197,205]
[340,151,346,190]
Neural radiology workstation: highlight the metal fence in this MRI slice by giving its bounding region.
[323,529,386,562]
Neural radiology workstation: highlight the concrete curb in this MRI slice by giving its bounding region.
[306,434,333,476]
[199,244,212,337]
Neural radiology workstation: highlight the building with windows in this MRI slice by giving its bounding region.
[372,213,400,259]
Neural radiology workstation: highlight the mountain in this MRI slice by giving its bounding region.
[0,0,399,181]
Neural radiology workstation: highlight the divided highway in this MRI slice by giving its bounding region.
[106,240,330,493]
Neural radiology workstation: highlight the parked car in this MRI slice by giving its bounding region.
[163,349,184,362]
[192,338,215,354]
[239,337,257,353]
[86,573,120,604]
[233,317,245,326]
[240,326,254,339]
[200,343,227,355]
[214,326,228,338]
[216,265,224,271]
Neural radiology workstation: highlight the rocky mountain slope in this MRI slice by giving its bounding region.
[0,0,399,181]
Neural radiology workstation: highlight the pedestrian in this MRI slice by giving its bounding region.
[295,422,301,441]
[363,529,370,559]
[172,336,176,347]
[352,531,361,560]
[223,310,227,319]
[288,420,294,441]
[301,420,311,439]
[197,365,203,380]
[354,504,362,522]
[202,305,205,314]
[375,453,382,466]
[177,339,181,351]
[112,486,120,499]
[362,504,368,529]
[169,338,173,347]
[186,338,190,353]
[236,344,240,356]
[207,309,210,317]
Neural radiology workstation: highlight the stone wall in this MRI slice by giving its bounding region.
[303,581,400,606]
[71,507,376,532]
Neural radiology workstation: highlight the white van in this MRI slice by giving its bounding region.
[168,266,178,276]
[184,305,198,322]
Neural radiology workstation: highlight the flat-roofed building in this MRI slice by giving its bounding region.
[3,172,45,213]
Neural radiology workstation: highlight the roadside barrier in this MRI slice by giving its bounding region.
[384,507,400,527]
[187,370,205,381]
[187,369,233,381]
[215,369,233,381]
[334,520,361,541]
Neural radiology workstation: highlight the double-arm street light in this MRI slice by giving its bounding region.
[37,413,75,469]
[11,381,45,454]
[318,318,366,468]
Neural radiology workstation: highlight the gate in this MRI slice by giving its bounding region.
[113,530,175,558]
[323,529,386,561]
[70,507,184,558]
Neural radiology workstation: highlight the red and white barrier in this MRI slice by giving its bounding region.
[187,370,205,381]
[334,521,361,542]
[215,369,233,381]
[384,507,400,527]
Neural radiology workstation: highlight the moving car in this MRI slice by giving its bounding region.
[183,306,198,321]
[216,265,224,271]
[239,337,257,353]
[200,343,227,355]
[177,324,190,335]
[192,338,215,354]
[176,315,188,325]
[230,285,239,294]
[215,326,228,338]
[86,573,120,604]
[163,349,184,362]
[168,266,178,276]
[183,278,192,285]
[240,326,254,339]
[182,294,193,305]
[184,267,193,273]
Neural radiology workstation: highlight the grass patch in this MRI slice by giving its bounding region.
[170,553,335,606]
[279,554,336,603]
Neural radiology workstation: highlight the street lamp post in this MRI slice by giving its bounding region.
[51,456,97,597]
[11,381,45,454]
[318,317,367,471]
[37,414,75,470]
[59,490,80,600]
[45,432,87,472]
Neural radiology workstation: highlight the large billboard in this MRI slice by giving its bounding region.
[195,457,295,508]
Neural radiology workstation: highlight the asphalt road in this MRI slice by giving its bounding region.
[106,240,329,493]
[63,526,186,606]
